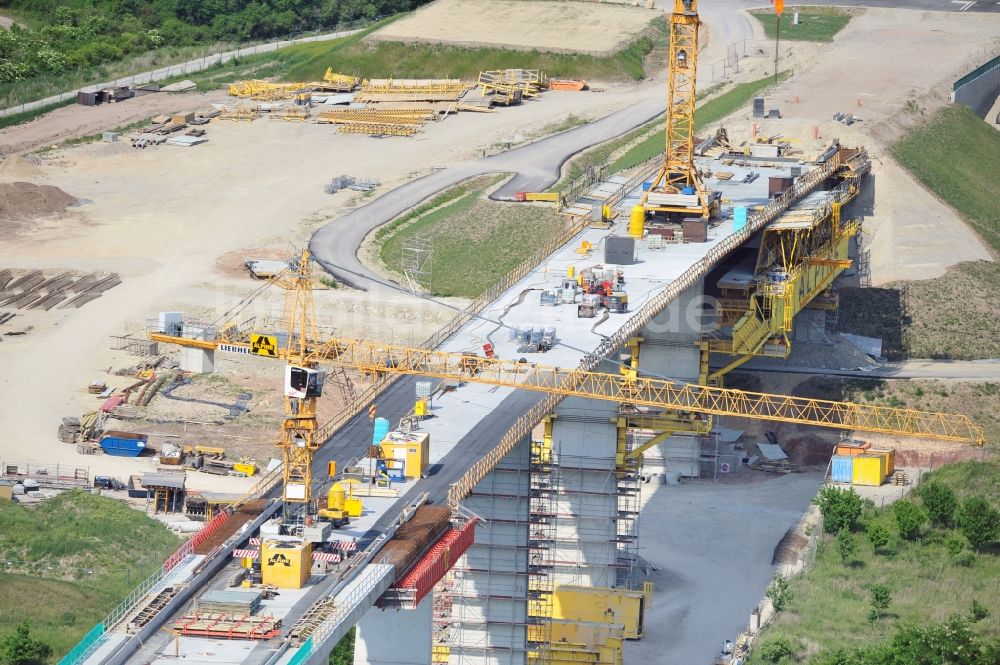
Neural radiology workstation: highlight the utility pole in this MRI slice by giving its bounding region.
[774,15,780,83]
[773,0,784,83]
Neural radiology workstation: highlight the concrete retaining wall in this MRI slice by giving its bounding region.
[951,55,1000,119]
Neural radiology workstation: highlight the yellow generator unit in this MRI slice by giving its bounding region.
[415,398,429,417]
[379,430,430,480]
[261,539,312,589]
[318,483,350,527]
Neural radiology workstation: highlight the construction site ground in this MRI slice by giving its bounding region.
[370,0,660,54]
[626,467,826,664]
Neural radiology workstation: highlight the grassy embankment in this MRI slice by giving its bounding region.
[174,15,668,94]
[746,460,1000,664]
[793,376,1000,447]
[0,491,179,660]
[838,105,1000,360]
[376,175,568,299]
[749,6,852,42]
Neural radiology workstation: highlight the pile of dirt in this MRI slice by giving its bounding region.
[0,182,77,219]
[782,435,835,467]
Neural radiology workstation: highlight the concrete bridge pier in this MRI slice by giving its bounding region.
[354,594,433,665]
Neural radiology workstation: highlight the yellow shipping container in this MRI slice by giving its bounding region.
[869,448,895,476]
[852,454,886,487]
[379,430,430,480]
[261,539,312,589]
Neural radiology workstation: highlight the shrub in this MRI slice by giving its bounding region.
[920,482,958,527]
[766,575,792,612]
[837,529,857,565]
[893,500,927,541]
[954,550,977,567]
[867,584,892,623]
[0,623,51,665]
[969,599,989,622]
[813,486,863,534]
[956,497,1000,551]
[946,536,966,557]
[867,522,890,552]
[757,636,795,663]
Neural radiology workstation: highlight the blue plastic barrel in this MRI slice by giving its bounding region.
[681,185,696,195]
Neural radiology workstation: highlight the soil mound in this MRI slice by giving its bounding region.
[0,181,77,219]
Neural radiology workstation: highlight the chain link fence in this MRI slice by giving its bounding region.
[0,17,384,119]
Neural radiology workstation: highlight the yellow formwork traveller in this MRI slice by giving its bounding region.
[261,539,312,589]
[551,586,645,639]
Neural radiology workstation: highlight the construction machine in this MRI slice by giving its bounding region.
[640,0,720,220]
[316,482,350,528]
[577,293,600,318]
[602,291,629,313]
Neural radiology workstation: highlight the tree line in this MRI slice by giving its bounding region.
[0,0,424,84]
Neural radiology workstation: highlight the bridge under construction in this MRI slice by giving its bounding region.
[56,2,985,664]
[59,131,985,665]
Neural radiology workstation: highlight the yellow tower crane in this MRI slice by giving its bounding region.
[640,0,718,219]
[148,251,985,522]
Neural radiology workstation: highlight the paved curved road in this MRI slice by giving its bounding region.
[309,98,666,290]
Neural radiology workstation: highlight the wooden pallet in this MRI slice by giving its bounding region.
[337,122,418,137]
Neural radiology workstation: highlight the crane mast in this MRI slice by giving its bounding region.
[640,0,716,219]
[278,249,322,524]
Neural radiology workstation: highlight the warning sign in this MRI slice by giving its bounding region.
[250,334,278,357]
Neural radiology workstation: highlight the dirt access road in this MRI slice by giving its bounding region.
[0,90,229,159]
[372,0,659,54]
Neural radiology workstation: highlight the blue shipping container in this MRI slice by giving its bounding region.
[831,455,853,484]
[100,432,148,457]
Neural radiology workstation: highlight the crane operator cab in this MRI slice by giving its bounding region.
[285,365,325,399]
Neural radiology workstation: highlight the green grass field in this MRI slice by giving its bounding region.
[891,105,1000,255]
[747,461,1000,664]
[177,15,667,93]
[749,6,852,42]
[378,176,568,298]
[0,491,178,659]
[611,72,790,172]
